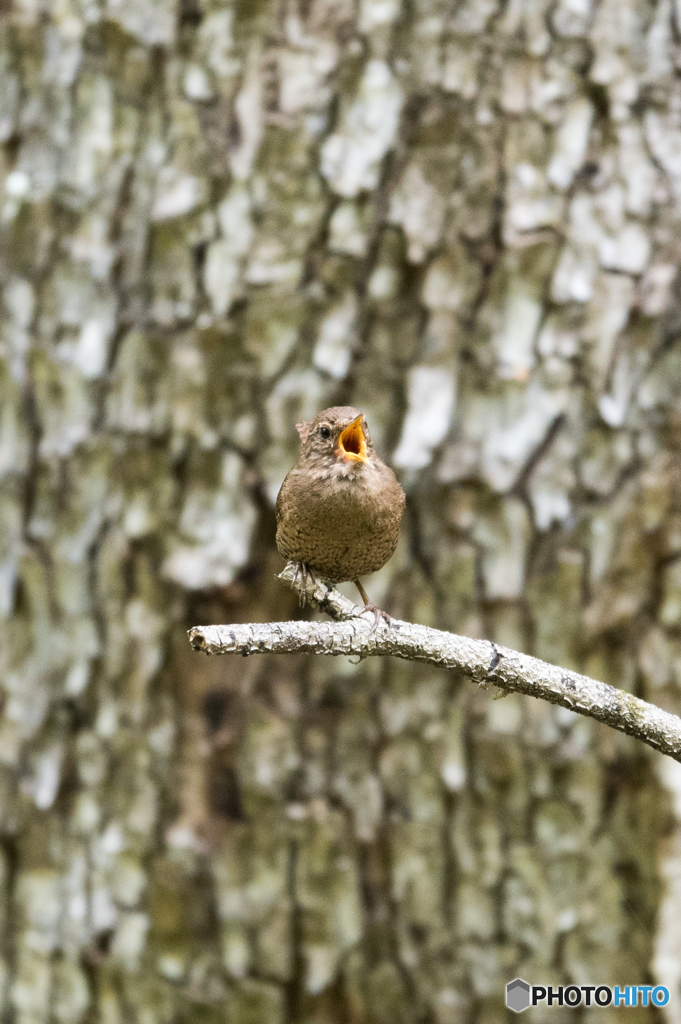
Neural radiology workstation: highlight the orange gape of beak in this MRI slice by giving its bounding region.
[338,415,368,462]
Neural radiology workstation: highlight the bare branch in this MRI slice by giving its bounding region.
[188,563,681,764]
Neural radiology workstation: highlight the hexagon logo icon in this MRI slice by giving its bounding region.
[506,978,531,1013]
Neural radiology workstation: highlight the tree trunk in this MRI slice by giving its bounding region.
[1,0,681,1021]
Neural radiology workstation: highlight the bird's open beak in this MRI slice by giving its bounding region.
[338,415,368,462]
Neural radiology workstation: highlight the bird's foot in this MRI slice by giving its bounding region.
[361,603,394,632]
[290,563,322,607]
[353,579,393,631]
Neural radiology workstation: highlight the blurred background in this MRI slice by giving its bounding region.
[2,0,681,1020]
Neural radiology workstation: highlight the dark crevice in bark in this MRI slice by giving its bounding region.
[0,834,19,1024]
[284,836,305,1024]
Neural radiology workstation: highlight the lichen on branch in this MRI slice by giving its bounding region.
[188,563,681,764]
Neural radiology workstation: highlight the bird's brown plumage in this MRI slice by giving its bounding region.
[275,407,405,587]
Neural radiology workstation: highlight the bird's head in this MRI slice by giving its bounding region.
[295,407,374,477]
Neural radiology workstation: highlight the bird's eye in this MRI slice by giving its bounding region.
[320,426,331,439]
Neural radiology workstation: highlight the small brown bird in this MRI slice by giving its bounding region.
[276,406,406,622]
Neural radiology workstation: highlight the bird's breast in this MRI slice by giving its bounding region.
[276,461,405,581]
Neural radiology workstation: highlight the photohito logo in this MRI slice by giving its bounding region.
[506,979,531,1013]
[505,981,669,1012]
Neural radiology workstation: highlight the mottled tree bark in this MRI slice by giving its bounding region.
[2,0,681,1021]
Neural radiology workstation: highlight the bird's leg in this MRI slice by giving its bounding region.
[290,562,305,605]
[299,563,308,606]
[354,579,393,630]
[291,560,300,588]
[291,562,322,607]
